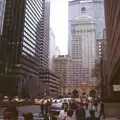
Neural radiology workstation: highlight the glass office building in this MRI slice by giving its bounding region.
[0,0,49,97]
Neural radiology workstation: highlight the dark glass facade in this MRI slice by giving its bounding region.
[0,0,48,98]
[0,0,26,97]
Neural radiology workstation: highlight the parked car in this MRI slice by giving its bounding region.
[34,98,41,104]
[51,99,63,116]
[11,96,25,103]
[51,98,73,116]
[3,96,9,103]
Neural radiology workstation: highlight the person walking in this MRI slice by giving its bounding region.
[84,104,90,120]
[100,99,105,119]
[66,103,74,120]
[41,99,44,116]
[95,98,105,120]
[88,101,96,120]
[58,103,68,120]
[76,103,86,120]
[66,110,73,120]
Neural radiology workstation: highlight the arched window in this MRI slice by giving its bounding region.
[81,7,86,13]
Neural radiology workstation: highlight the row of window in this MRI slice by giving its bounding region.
[26,0,42,21]
[22,1,44,56]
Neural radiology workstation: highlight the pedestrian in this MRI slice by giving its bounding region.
[94,101,100,120]
[88,100,96,120]
[100,98,105,119]
[76,103,86,120]
[66,109,73,120]
[58,103,68,120]
[44,110,57,120]
[95,98,105,120]
[43,99,48,116]
[66,103,74,120]
[23,112,33,120]
[47,99,52,114]
[41,99,44,116]
[3,105,18,120]
[84,104,90,120]
[69,101,77,120]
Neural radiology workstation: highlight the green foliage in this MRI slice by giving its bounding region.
[72,89,79,98]
[89,89,96,98]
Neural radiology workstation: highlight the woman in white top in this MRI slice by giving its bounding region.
[58,103,68,120]
[84,104,90,120]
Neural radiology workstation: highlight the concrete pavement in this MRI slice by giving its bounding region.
[105,118,120,120]
[0,105,120,120]
[0,105,43,120]
[0,105,41,116]
[18,105,41,116]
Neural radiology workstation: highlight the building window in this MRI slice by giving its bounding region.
[81,7,86,14]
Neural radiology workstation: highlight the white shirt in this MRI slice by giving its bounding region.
[85,109,90,118]
[95,103,101,118]
[66,116,73,120]
[58,110,67,120]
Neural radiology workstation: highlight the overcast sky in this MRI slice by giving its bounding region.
[50,0,68,55]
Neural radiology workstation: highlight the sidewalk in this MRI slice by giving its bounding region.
[105,117,120,120]
[0,113,44,120]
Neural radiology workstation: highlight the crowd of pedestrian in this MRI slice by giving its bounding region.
[57,97,104,120]
[2,97,104,120]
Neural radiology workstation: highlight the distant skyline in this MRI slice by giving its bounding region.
[50,0,68,55]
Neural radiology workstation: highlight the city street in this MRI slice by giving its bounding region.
[0,105,43,120]
[105,118,120,120]
[0,105,120,120]
[18,105,41,116]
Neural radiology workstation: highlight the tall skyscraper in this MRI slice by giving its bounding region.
[55,55,72,95]
[39,1,61,97]
[49,28,56,72]
[68,0,105,55]
[67,0,104,94]
[0,0,50,97]
[70,16,97,93]
[0,0,6,34]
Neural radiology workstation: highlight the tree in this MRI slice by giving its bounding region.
[82,92,86,96]
[72,89,79,98]
[89,89,96,98]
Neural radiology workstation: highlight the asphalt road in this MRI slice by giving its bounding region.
[0,105,119,120]
[18,105,41,116]
[0,105,42,119]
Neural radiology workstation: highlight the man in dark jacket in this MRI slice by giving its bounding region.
[76,103,85,120]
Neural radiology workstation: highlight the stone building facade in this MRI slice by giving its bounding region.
[103,0,120,100]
